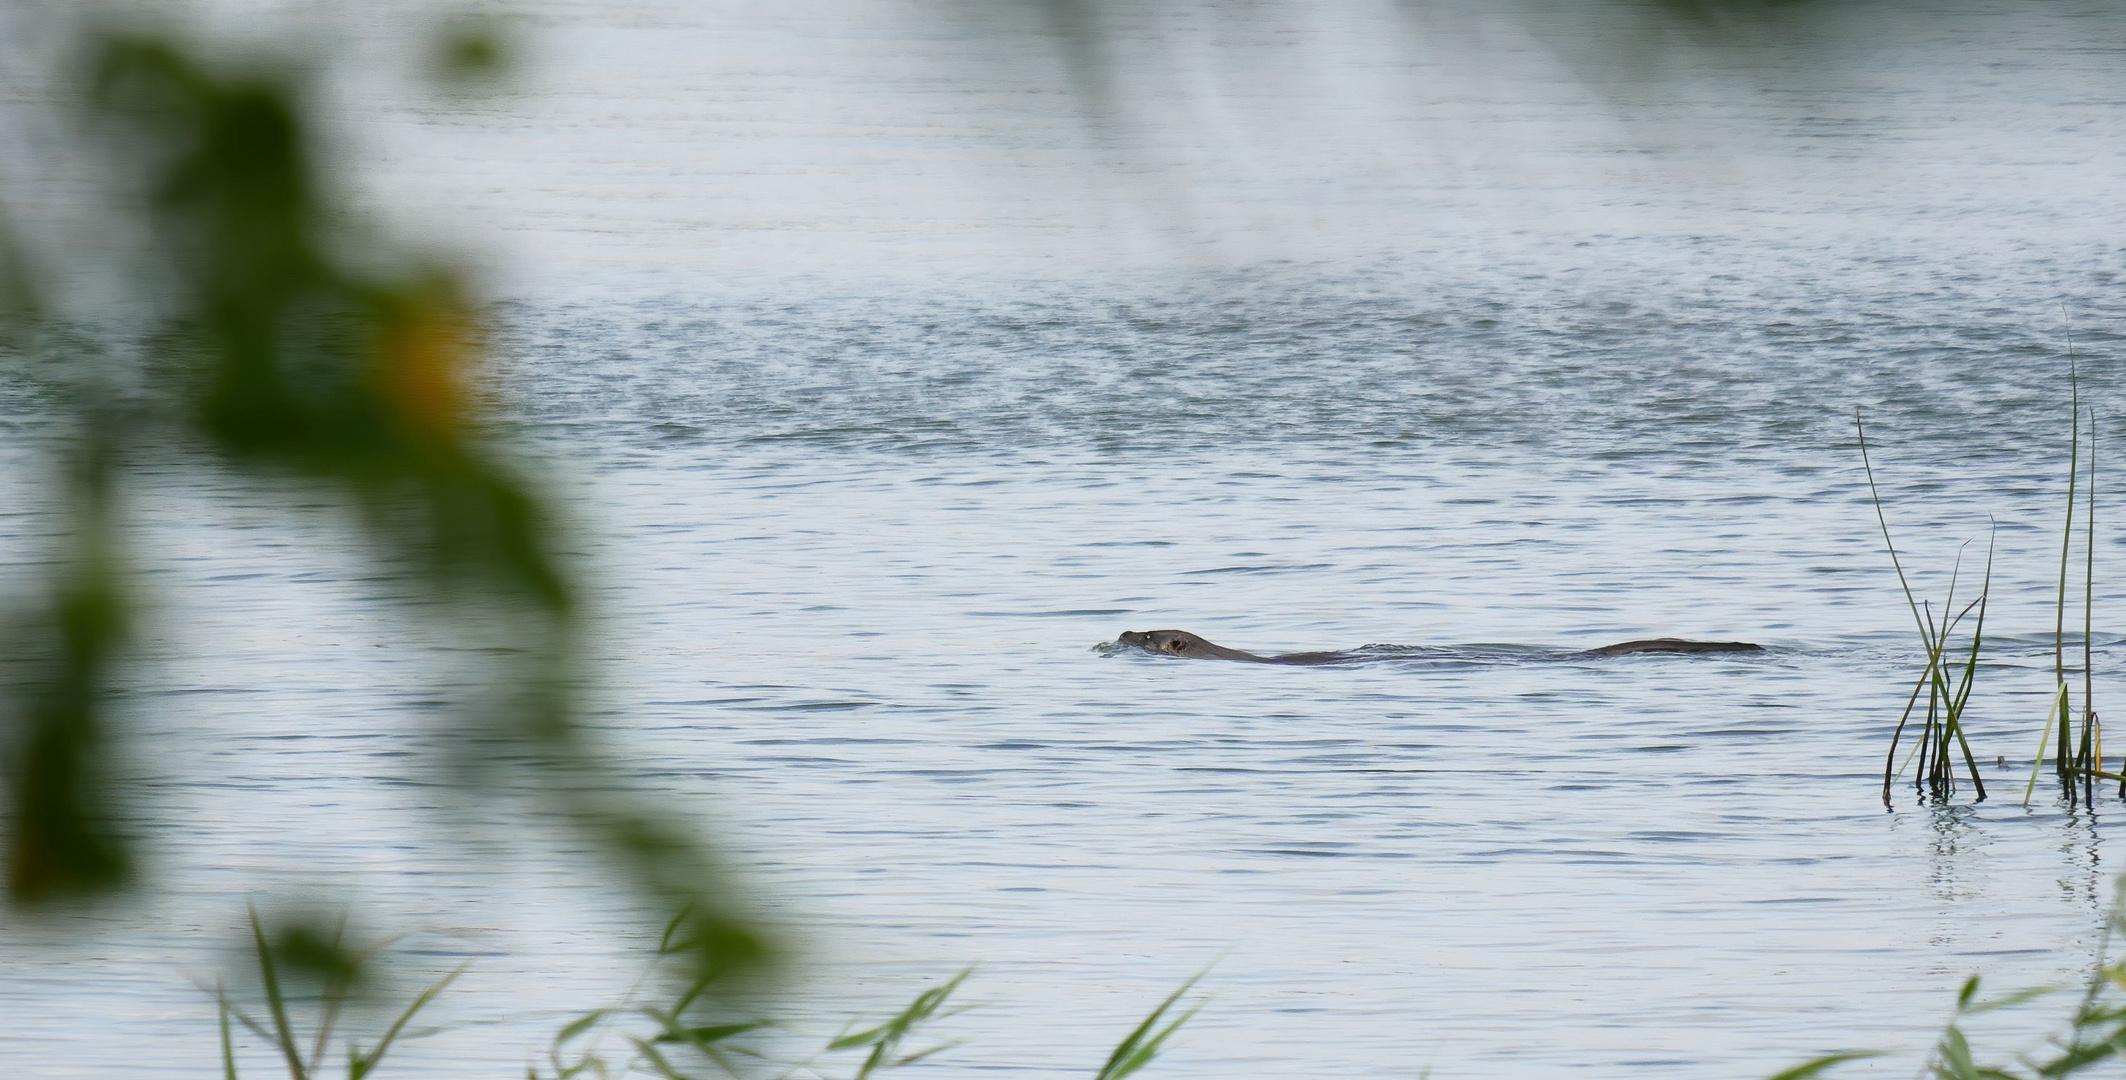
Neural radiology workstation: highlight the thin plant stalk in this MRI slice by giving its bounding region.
[221,997,240,1080]
[305,913,351,1076]
[1860,410,1947,806]
[1888,671,1934,792]
[248,906,308,1080]
[1857,410,1941,654]
[826,968,972,1080]
[1944,531,1992,799]
[347,963,466,1080]
[1889,598,1971,784]
[2082,415,2099,800]
[2028,686,2070,806]
[1919,591,1987,800]
[2056,364,2082,783]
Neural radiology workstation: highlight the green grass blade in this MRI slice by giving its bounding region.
[1949,533,1993,723]
[635,1005,749,1075]
[651,1020,770,1046]
[1948,586,1990,798]
[1937,1023,1979,1080]
[835,968,971,1079]
[657,903,694,956]
[1856,410,1939,653]
[668,972,715,1019]
[305,914,350,1077]
[552,1009,612,1049]
[1917,599,1971,792]
[1100,1002,1203,1080]
[1961,984,2056,1015]
[221,997,285,1054]
[2057,362,2082,691]
[890,1042,964,1069]
[221,996,241,1080]
[1886,664,1934,802]
[1893,593,1965,794]
[248,906,309,1080]
[347,962,467,1080]
[1760,1050,1883,1080]
[2027,687,2067,807]
[1094,974,1204,1080]
[2085,414,2097,786]
[627,1036,699,1080]
[1896,663,1947,782]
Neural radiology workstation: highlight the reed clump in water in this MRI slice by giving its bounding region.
[1857,409,1990,808]
[1859,352,2120,809]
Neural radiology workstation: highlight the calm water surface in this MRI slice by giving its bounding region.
[11,2,2126,1078]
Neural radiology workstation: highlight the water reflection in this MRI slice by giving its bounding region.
[1925,801,1981,905]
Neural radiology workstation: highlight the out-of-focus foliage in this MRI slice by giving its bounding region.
[5,420,130,900]
[432,16,512,85]
[0,27,770,992]
[0,205,32,341]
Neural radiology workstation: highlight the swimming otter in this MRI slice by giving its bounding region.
[1115,629,1353,665]
[1578,637,1764,656]
[1113,629,1760,665]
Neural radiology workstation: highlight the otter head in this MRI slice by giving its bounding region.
[1117,629,1209,657]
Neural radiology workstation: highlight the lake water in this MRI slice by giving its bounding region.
[11,1,2126,1078]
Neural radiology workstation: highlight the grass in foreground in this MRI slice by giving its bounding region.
[213,906,463,1080]
[209,889,2126,1080]
[1779,877,2126,1080]
[210,904,1209,1080]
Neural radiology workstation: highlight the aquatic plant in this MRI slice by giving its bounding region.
[1856,409,1989,807]
[1859,348,2118,810]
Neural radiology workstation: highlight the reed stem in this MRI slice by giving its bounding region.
[2055,358,2081,786]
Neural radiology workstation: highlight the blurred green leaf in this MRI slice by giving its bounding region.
[433,18,511,84]
[346,959,466,1080]
[651,1020,770,1046]
[0,201,33,345]
[1761,1051,1882,1080]
[5,423,133,902]
[1093,973,1204,1080]
[828,968,970,1080]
